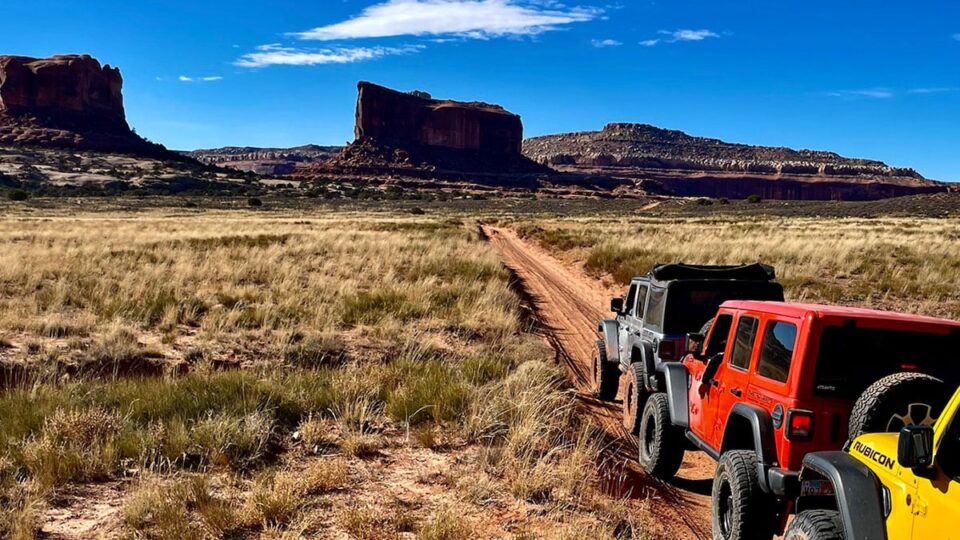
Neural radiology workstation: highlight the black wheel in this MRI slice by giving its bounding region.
[784,510,844,540]
[638,392,684,478]
[592,340,620,401]
[712,450,773,540]
[848,372,950,440]
[622,363,648,434]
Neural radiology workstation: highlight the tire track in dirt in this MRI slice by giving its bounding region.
[484,225,713,540]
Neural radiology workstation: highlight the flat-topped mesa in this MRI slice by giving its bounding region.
[0,54,127,131]
[320,81,545,174]
[524,122,924,179]
[0,54,176,158]
[354,81,524,155]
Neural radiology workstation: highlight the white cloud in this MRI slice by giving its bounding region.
[178,75,223,82]
[640,29,719,46]
[665,29,718,41]
[591,38,621,48]
[907,87,956,94]
[826,88,894,99]
[295,0,600,41]
[235,44,422,68]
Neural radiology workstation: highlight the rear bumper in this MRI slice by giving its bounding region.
[766,467,799,496]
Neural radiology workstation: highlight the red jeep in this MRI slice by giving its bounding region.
[640,301,960,539]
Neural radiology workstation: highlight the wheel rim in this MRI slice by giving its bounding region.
[641,415,655,462]
[886,402,937,431]
[717,478,733,538]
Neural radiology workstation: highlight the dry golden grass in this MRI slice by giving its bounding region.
[0,208,629,539]
[515,216,960,318]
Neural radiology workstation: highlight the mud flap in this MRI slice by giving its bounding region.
[599,319,620,364]
[662,362,690,428]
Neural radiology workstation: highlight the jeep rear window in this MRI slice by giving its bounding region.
[757,322,797,383]
[660,281,784,334]
[813,326,960,398]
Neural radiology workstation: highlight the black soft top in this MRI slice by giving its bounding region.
[647,263,776,283]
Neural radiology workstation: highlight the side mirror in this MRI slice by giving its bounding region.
[686,333,705,359]
[610,297,624,313]
[898,425,934,469]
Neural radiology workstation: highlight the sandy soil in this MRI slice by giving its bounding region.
[483,225,714,540]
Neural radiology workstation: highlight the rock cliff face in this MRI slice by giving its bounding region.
[0,54,172,158]
[186,144,341,175]
[323,82,542,174]
[523,123,944,200]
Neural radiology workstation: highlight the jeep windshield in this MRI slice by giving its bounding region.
[813,326,960,398]
[658,280,785,334]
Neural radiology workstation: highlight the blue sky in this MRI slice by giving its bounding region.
[3,1,959,179]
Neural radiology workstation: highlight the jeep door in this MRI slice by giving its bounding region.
[619,281,648,362]
[686,311,735,445]
[912,394,960,538]
[705,313,761,444]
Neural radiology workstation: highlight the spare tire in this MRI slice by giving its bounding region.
[848,372,951,440]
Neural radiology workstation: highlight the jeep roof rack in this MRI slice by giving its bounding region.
[647,263,776,282]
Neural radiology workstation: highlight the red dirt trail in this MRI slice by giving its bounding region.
[484,225,713,540]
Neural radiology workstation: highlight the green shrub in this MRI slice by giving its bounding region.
[6,189,28,202]
[746,194,762,203]
[247,197,263,207]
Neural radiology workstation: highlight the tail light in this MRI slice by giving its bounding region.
[786,409,814,441]
[658,339,679,360]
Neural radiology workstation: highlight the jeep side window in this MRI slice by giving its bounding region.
[756,321,797,383]
[634,285,648,318]
[645,287,666,331]
[705,314,734,357]
[729,316,759,371]
[624,284,638,316]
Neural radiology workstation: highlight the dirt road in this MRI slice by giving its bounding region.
[484,226,713,540]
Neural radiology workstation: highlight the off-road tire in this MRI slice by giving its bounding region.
[592,340,620,401]
[711,450,773,540]
[784,510,844,540]
[622,362,648,434]
[848,372,950,441]
[638,392,684,478]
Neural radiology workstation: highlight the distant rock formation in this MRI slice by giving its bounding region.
[0,54,174,158]
[524,123,945,200]
[186,144,342,175]
[322,82,544,174]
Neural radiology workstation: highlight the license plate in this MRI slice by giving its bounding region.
[800,479,835,497]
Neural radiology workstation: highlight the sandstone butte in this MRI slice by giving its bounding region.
[0,54,173,158]
[321,81,545,174]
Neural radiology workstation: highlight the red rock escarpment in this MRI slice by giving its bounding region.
[0,54,174,158]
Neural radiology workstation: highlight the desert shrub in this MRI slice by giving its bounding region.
[247,197,263,207]
[417,509,472,540]
[719,197,730,205]
[339,290,423,326]
[385,359,470,426]
[33,313,94,338]
[6,189,28,202]
[20,407,123,489]
[189,411,276,470]
[695,197,713,206]
[746,194,762,203]
[243,459,347,528]
[338,504,413,540]
[584,245,659,284]
[283,333,347,369]
[124,475,236,539]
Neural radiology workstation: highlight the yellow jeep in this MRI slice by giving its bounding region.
[786,386,960,539]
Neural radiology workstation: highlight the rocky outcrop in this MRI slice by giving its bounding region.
[322,82,543,174]
[523,123,945,200]
[0,54,174,158]
[186,144,341,175]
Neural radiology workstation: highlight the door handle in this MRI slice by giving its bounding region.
[730,388,742,397]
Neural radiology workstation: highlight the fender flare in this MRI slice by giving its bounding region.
[799,451,888,540]
[598,319,620,364]
[662,362,690,428]
[721,403,777,491]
